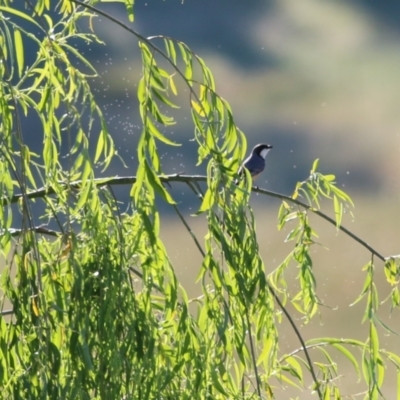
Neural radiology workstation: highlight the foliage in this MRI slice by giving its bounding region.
[0,1,399,399]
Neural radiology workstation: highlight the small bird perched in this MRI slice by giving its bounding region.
[239,143,273,181]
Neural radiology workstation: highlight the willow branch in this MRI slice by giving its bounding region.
[3,226,60,238]
[254,186,385,262]
[268,284,322,398]
[3,173,386,262]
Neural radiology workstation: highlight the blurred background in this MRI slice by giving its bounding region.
[7,0,400,397]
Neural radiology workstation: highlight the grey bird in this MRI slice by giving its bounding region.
[239,143,273,180]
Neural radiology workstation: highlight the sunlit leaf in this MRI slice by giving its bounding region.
[169,75,177,95]
[333,195,343,227]
[94,129,105,163]
[14,29,24,77]
[370,324,379,361]
[164,38,177,64]
[191,100,206,117]
[196,188,214,214]
[311,158,319,173]
[384,258,399,285]
[0,6,42,28]
[145,162,176,204]
[146,118,180,146]
[331,343,360,378]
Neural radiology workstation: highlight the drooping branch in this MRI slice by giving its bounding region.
[3,226,60,238]
[3,173,386,262]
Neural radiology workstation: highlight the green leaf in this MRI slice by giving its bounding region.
[191,100,206,117]
[330,185,355,206]
[14,29,24,77]
[197,188,214,214]
[331,343,360,379]
[137,76,147,105]
[370,323,379,360]
[286,356,304,384]
[125,0,135,22]
[333,195,343,227]
[131,163,146,203]
[147,118,180,146]
[169,75,177,95]
[350,266,372,307]
[311,159,319,173]
[164,39,177,64]
[145,162,176,205]
[94,130,105,163]
[277,370,303,390]
[0,6,41,28]
[384,258,399,285]
[323,385,330,400]
[178,42,193,81]
[61,42,98,76]
[323,174,336,182]
[75,181,92,212]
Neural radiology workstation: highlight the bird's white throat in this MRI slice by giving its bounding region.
[260,148,270,159]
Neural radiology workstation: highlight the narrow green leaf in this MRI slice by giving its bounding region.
[384,258,399,285]
[286,356,304,384]
[211,368,228,395]
[145,162,176,204]
[350,270,372,307]
[94,130,105,163]
[61,43,97,76]
[397,370,400,400]
[169,76,177,95]
[277,371,303,390]
[125,0,134,22]
[81,159,92,187]
[38,85,50,112]
[323,385,330,400]
[323,174,336,182]
[330,185,355,206]
[311,159,319,173]
[370,323,379,360]
[0,6,41,28]
[191,100,206,117]
[197,188,214,213]
[152,87,179,109]
[147,118,180,146]
[130,163,145,203]
[331,343,360,378]
[333,195,343,227]
[164,39,177,64]
[178,42,193,81]
[14,29,24,77]
[75,182,92,212]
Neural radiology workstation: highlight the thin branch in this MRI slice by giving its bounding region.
[171,203,205,258]
[4,175,206,205]
[244,306,262,398]
[5,226,60,238]
[268,284,322,399]
[0,309,14,317]
[254,186,386,262]
[4,174,386,262]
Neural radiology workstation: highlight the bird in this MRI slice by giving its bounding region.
[239,143,273,181]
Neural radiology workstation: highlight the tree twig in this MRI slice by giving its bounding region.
[3,173,386,262]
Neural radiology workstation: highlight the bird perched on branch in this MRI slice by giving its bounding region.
[239,143,273,181]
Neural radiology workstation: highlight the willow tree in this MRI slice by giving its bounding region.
[0,1,399,399]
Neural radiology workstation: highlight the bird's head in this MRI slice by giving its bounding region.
[252,143,273,159]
